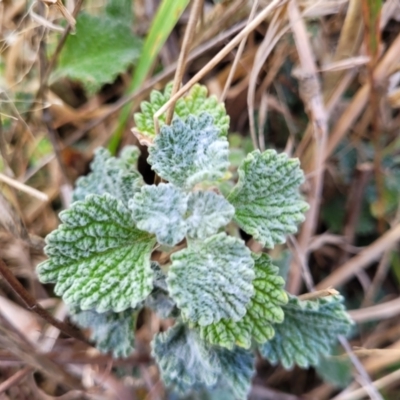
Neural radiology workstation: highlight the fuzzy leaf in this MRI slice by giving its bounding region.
[260,295,353,369]
[167,233,254,326]
[186,191,234,239]
[228,150,309,248]
[129,183,188,246]
[134,83,174,140]
[175,84,230,136]
[215,347,255,399]
[152,323,254,398]
[152,323,220,393]
[148,114,229,189]
[316,353,352,388]
[200,253,287,349]
[70,308,136,358]
[134,83,229,141]
[54,9,141,93]
[37,194,156,312]
[73,146,142,206]
[145,262,177,318]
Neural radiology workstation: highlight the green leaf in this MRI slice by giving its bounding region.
[152,323,254,398]
[37,194,156,312]
[70,307,136,358]
[54,9,141,93]
[73,146,142,206]
[152,323,220,393]
[215,347,255,399]
[228,150,309,248]
[105,0,132,24]
[167,233,254,326]
[176,85,230,136]
[134,83,174,141]
[133,84,230,142]
[186,191,234,240]
[199,253,287,349]
[145,262,177,318]
[260,295,353,369]
[129,183,188,246]
[148,114,229,190]
[315,352,352,388]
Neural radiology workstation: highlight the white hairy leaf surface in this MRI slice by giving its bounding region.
[152,323,254,398]
[167,233,254,326]
[200,253,288,349]
[37,194,156,312]
[186,191,234,239]
[70,307,136,358]
[134,83,229,141]
[145,262,177,318]
[260,295,353,369]
[228,150,309,248]
[148,114,229,190]
[215,347,255,399]
[152,323,220,393]
[129,183,188,246]
[73,146,142,206]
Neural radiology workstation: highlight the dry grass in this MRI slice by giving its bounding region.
[1,0,400,399]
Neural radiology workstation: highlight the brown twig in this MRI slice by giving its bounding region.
[153,0,288,127]
[220,0,259,102]
[316,223,400,290]
[35,0,84,102]
[0,258,89,345]
[338,163,373,265]
[286,0,327,295]
[165,0,204,126]
[338,336,383,400]
[0,366,33,394]
[0,350,151,366]
[0,314,84,390]
[298,288,339,301]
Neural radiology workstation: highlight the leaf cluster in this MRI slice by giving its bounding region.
[37,84,352,399]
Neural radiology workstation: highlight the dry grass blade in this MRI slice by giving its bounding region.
[0,315,83,390]
[332,368,400,400]
[247,6,288,150]
[220,0,259,102]
[349,297,400,323]
[165,0,203,126]
[0,366,33,394]
[0,173,49,201]
[0,258,89,345]
[326,30,400,159]
[322,0,364,99]
[338,336,383,400]
[153,0,289,125]
[298,288,339,301]
[316,223,400,289]
[286,0,327,295]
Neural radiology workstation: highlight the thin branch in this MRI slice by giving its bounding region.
[337,336,384,400]
[0,258,89,345]
[298,288,339,301]
[165,0,204,126]
[0,366,33,394]
[35,0,84,102]
[220,0,259,102]
[286,0,327,295]
[153,0,288,128]
[316,223,400,289]
[0,172,49,201]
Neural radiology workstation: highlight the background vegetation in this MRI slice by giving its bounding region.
[0,0,400,399]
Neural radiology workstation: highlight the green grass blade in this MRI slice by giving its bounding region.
[108,0,190,154]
